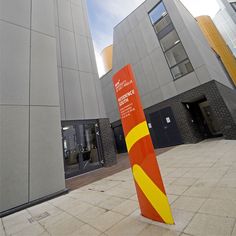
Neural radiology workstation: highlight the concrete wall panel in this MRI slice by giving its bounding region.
[30,106,65,201]
[0,22,30,105]
[0,106,29,212]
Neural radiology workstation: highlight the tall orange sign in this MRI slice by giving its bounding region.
[113,64,174,224]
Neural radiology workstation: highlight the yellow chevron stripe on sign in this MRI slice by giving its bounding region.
[133,164,174,224]
[125,121,150,152]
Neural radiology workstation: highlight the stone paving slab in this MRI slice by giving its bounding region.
[1,139,236,236]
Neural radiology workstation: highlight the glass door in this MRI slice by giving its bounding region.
[62,121,103,178]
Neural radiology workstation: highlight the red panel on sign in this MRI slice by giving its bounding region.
[112,64,174,224]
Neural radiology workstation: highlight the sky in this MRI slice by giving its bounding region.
[86,0,221,76]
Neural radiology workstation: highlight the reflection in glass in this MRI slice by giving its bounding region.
[149,2,167,24]
[154,15,171,34]
[63,125,79,171]
[62,122,102,178]
[165,43,188,67]
[149,0,194,80]
[171,59,194,80]
[159,30,179,51]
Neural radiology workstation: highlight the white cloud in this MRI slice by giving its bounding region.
[180,0,220,17]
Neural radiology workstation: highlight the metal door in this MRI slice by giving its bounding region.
[150,107,183,148]
[113,125,127,153]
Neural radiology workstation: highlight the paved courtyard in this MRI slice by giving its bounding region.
[1,139,236,236]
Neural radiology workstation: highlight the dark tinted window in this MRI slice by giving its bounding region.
[231,2,236,12]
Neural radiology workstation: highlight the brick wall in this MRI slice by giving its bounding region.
[99,118,117,167]
[144,81,236,145]
[111,81,236,149]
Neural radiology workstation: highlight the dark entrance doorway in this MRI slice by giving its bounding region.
[183,97,222,139]
[113,125,127,154]
[149,107,183,148]
[62,120,104,178]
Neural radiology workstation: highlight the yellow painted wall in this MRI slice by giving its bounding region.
[197,15,236,86]
[101,45,113,73]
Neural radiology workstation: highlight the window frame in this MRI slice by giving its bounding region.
[159,29,181,52]
[230,2,236,12]
[148,1,194,81]
[149,1,168,25]
[153,14,172,35]
[165,42,189,67]
[170,59,194,80]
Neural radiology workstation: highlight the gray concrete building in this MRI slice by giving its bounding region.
[54,0,116,179]
[214,0,236,57]
[100,0,236,153]
[0,0,116,216]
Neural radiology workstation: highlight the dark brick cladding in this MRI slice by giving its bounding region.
[144,81,236,145]
[98,118,117,167]
[111,81,236,148]
[216,83,236,123]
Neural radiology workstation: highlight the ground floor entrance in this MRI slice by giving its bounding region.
[183,97,223,139]
[111,81,236,153]
[113,125,127,154]
[62,120,104,178]
[149,107,183,148]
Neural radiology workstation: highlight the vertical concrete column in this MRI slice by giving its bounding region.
[29,0,65,202]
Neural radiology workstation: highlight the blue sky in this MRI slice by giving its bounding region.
[87,0,145,54]
[86,0,220,76]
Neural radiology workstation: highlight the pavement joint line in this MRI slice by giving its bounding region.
[43,201,92,234]
[2,140,236,235]
[1,218,6,234]
[230,218,236,236]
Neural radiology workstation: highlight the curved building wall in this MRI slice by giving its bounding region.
[101,45,113,73]
[214,0,236,57]
[197,15,236,86]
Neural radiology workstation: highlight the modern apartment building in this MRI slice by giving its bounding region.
[54,0,116,179]
[0,0,116,216]
[214,0,236,57]
[100,0,236,153]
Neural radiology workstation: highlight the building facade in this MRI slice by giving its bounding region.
[214,0,236,57]
[0,0,116,216]
[54,0,116,178]
[100,0,236,153]
[197,15,236,86]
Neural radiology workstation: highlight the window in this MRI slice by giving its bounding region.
[62,121,103,178]
[149,2,167,24]
[159,29,179,51]
[154,15,171,34]
[165,43,188,67]
[171,59,194,80]
[149,1,194,80]
[230,2,236,12]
